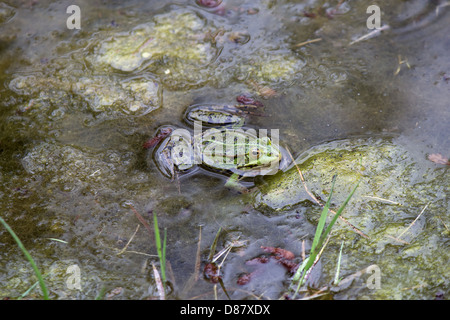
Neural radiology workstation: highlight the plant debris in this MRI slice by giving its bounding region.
[427,153,450,165]
[237,246,299,285]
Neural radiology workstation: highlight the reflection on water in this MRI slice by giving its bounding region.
[0,0,448,299]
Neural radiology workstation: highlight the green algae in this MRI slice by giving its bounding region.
[95,11,215,73]
[93,6,305,91]
[253,137,449,298]
[21,142,122,193]
[0,2,14,25]
[9,73,161,118]
[238,52,305,86]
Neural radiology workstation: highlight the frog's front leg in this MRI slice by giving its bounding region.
[224,173,250,193]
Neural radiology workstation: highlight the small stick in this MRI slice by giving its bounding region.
[181,226,203,296]
[194,226,202,281]
[397,203,429,239]
[349,25,390,45]
[116,224,140,255]
[301,240,306,261]
[118,250,157,257]
[129,204,154,237]
[394,54,411,76]
[152,262,165,300]
[436,2,450,16]
[294,38,322,48]
[362,195,402,205]
[438,216,449,232]
[386,235,410,245]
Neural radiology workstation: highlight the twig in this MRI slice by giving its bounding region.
[335,266,369,289]
[212,245,232,263]
[438,216,449,232]
[116,224,140,255]
[401,283,428,291]
[285,148,369,238]
[166,260,177,290]
[181,226,203,296]
[194,226,202,282]
[436,2,450,16]
[362,195,402,205]
[129,204,153,237]
[301,240,306,261]
[386,235,410,245]
[294,38,322,48]
[394,54,411,76]
[118,250,157,257]
[397,203,429,239]
[152,262,165,300]
[216,246,233,269]
[349,25,390,45]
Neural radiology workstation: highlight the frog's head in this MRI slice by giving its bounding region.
[240,136,282,175]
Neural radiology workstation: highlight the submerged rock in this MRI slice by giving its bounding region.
[9,73,161,117]
[8,6,306,116]
[253,137,449,298]
[0,2,15,24]
[92,10,218,91]
[21,142,134,193]
[95,11,214,73]
[72,76,160,114]
[255,137,447,216]
[238,52,305,87]
[92,7,305,91]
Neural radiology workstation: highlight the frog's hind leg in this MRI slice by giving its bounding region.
[224,173,250,193]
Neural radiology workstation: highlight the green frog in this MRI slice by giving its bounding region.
[153,104,285,191]
[184,104,246,127]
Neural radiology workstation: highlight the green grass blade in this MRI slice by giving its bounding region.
[208,227,222,261]
[310,175,337,255]
[291,256,309,282]
[19,279,40,299]
[316,181,360,251]
[0,216,49,300]
[153,212,166,284]
[291,178,360,298]
[95,286,107,300]
[293,175,337,283]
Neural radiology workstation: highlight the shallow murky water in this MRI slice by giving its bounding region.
[0,0,448,300]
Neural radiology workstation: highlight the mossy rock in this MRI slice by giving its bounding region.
[253,137,449,298]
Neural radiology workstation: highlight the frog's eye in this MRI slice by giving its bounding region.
[251,148,260,157]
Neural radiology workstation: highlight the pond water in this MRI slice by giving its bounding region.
[0,0,448,300]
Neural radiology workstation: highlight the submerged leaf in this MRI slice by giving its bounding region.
[428,153,450,165]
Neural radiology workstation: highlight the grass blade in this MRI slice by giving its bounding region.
[208,227,222,262]
[316,180,360,251]
[0,216,49,300]
[153,212,166,284]
[291,177,360,298]
[293,175,337,283]
[310,175,337,255]
[95,286,107,300]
